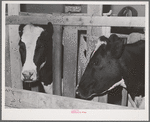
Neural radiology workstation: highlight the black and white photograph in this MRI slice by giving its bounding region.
[2,1,149,121]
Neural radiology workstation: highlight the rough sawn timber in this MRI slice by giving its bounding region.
[5,87,134,109]
[6,15,145,27]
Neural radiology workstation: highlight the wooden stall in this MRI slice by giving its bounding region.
[5,4,145,109]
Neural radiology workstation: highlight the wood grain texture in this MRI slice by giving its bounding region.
[8,25,22,89]
[121,88,128,106]
[7,4,23,89]
[53,25,63,95]
[6,15,145,27]
[63,26,78,98]
[5,87,134,109]
[5,25,12,87]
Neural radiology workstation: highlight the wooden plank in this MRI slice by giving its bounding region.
[19,12,88,16]
[5,87,134,109]
[8,4,20,15]
[63,26,78,98]
[8,25,21,89]
[7,4,23,89]
[87,5,103,15]
[121,88,128,106]
[6,15,145,27]
[5,25,12,87]
[53,25,62,95]
[87,5,103,59]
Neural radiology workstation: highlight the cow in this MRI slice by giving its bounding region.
[76,34,145,107]
[18,22,53,93]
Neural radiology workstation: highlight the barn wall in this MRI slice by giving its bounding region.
[20,4,145,16]
[111,5,145,16]
[20,4,87,13]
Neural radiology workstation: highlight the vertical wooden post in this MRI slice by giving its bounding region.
[5,25,11,87]
[63,26,78,98]
[53,25,62,96]
[87,5,103,60]
[86,5,108,103]
[7,4,23,89]
[121,88,128,106]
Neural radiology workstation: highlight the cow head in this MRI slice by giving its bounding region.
[76,34,126,99]
[18,22,53,83]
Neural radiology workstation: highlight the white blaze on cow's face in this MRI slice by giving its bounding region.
[21,25,44,81]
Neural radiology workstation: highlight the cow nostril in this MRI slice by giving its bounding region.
[76,90,82,99]
[76,91,79,95]
[22,72,27,78]
[22,71,33,79]
[76,89,80,95]
[29,72,33,76]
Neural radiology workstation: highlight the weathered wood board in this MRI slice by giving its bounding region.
[53,25,63,95]
[6,15,145,27]
[63,26,78,98]
[7,4,23,89]
[5,87,134,109]
[5,25,12,87]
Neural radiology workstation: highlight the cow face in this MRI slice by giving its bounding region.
[18,22,53,82]
[76,34,126,99]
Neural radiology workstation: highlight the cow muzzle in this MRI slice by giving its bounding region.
[21,70,37,82]
[76,87,96,100]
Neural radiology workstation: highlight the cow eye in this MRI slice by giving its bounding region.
[39,45,44,48]
[37,45,44,49]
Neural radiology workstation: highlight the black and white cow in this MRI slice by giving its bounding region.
[18,22,53,93]
[76,34,145,106]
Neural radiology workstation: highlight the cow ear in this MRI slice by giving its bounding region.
[100,35,110,43]
[18,24,25,37]
[109,34,125,58]
[46,22,53,35]
[109,34,120,43]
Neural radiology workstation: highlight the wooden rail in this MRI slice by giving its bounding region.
[6,14,145,27]
[5,87,134,109]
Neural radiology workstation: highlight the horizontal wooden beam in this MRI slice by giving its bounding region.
[5,87,134,109]
[6,14,145,27]
[19,12,88,16]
